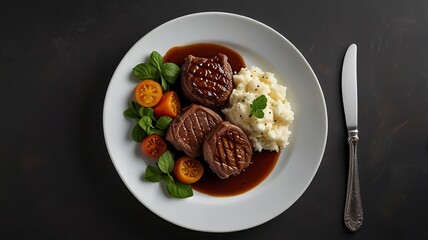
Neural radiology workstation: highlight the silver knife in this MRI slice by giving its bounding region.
[342,44,363,231]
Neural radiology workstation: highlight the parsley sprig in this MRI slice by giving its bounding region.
[249,95,268,118]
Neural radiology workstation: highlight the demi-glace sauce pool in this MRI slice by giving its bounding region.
[164,42,281,197]
[164,42,245,74]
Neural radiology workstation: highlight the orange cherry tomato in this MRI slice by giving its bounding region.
[134,80,163,107]
[173,156,204,184]
[141,134,167,159]
[154,91,181,118]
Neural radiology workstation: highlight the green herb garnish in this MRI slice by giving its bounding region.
[249,95,268,118]
[132,51,180,92]
[124,101,172,141]
[144,151,193,199]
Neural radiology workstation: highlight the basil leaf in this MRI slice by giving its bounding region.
[146,128,165,137]
[165,173,174,183]
[161,62,180,84]
[166,181,193,198]
[123,108,140,120]
[158,150,174,174]
[160,75,168,92]
[156,116,172,130]
[138,116,153,131]
[132,63,158,80]
[143,107,157,122]
[131,101,140,116]
[138,106,146,117]
[132,123,147,142]
[144,165,165,182]
[149,51,164,71]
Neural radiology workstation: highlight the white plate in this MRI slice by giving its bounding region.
[103,12,327,232]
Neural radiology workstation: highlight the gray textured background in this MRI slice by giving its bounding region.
[1,0,427,239]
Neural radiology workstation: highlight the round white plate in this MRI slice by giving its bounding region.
[103,12,327,232]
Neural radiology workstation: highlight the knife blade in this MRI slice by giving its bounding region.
[341,44,363,232]
[342,44,358,131]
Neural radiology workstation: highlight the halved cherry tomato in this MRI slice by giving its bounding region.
[173,156,204,184]
[141,134,167,158]
[154,91,181,118]
[134,80,163,107]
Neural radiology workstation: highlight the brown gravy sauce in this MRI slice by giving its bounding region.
[164,42,245,74]
[193,151,280,197]
[164,42,280,197]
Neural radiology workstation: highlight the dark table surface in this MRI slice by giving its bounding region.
[1,0,427,239]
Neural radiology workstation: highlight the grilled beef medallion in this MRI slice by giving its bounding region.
[166,104,223,158]
[181,54,233,108]
[203,121,253,179]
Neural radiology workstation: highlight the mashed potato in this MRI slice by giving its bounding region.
[222,66,294,152]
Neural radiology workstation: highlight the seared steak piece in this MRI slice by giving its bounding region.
[203,121,253,179]
[181,54,233,108]
[166,104,223,158]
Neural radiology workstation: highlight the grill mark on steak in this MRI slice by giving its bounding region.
[203,121,253,179]
[198,111,209,133]
[218,137,228,176]
[193,111,203,135]
[215,136,226,175]
[184,115,199,153]
[191,112,205,146]
[190,68,221,83]
[181,54,233,108]
[179,115,199,154]
[223,135,235,175]
[207,112,217,127]
[166,104,222,158]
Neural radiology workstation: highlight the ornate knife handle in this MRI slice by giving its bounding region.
[344,130,363,231]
